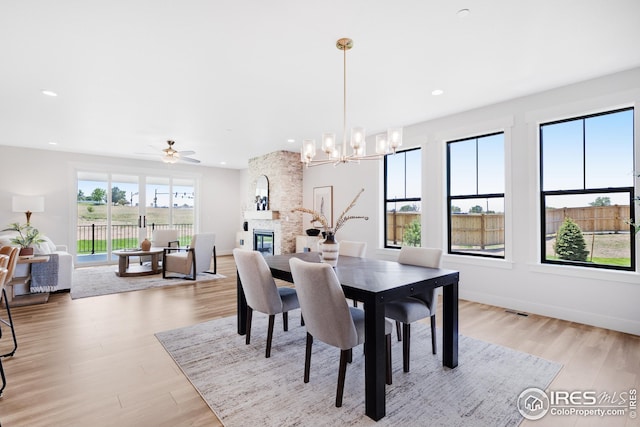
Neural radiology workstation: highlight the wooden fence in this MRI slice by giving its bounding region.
[386,212,420,245]
[450,214,504,249]
[387,204,631,247]
[545,205,630,234]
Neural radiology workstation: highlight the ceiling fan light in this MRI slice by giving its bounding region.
[162,153,177,164]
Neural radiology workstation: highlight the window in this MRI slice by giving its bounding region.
[447,132,505,257]
[540,108,635,271]
[384,148,421,248]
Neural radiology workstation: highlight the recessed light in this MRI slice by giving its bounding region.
[41,90,58,97]
[48,141,58,145]
[457,8,470,18]
[287,139,295,144]
[219,161,227,165]
[432,89,444,96]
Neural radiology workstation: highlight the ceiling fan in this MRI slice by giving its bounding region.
[158,140,201,164]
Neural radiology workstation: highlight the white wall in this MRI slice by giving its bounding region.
[0,146,243,256]
[302,67,640,335]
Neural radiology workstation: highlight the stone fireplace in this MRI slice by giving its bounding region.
[241,151,303,255]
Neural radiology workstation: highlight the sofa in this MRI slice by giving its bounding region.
[0,232,74,293]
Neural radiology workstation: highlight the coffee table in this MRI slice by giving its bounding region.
[113,248,164,277]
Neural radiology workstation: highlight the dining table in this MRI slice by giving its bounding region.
[235,251,460,421]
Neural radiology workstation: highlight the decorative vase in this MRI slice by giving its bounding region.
[320,233,340,267]
[141,238,151,251]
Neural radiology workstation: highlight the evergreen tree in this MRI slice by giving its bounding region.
[554,217,589,261]
[403,219,421,247]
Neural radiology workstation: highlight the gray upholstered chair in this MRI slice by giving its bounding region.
[338,240,367,258]
[163,233,216,280]
[233,249,300,358]
[289,257,392,407]
[0,246,19,358]
[384,246,442,373]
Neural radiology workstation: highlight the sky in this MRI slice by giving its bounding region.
[77,175,195,208]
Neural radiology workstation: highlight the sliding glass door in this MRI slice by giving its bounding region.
[76,171,196,264]
[145,177,195,246]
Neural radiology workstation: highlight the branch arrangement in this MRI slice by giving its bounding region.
[292,188,369,236]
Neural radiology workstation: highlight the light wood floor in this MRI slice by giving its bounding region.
[0,255,638,427]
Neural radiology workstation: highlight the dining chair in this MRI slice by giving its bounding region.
[233,249,300,358]
[338,240,367,307]
[162,233,216,280]
[289,257,392,407]
[0,246,19,357]
[384,246,442,372]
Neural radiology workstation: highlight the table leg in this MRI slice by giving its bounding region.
[150,253,159,272]
[442,280,459,368]
[363,299,386,421]
[118,256,127,276]
[237,271,247,335]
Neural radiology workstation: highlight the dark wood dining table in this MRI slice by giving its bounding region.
[235,251,460,421]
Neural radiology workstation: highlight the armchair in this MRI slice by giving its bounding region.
[162,233,216,280]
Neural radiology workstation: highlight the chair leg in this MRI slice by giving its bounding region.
[189,255,196,280]
[0,288,18,358]
[402,323,411,373]
[352,299,358,307]
[245,307,253,345]
[300,314,305,327]
[304,333,313,383]
[395,320,402,341]
[282,311,288,331]
[265,314,275,358]
[336,349,350,407]
[386,333,392,385]
[0,356,5,397]
[212,246,217,274]
[430,315,437,355]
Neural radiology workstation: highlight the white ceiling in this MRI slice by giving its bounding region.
[1,1,639,169]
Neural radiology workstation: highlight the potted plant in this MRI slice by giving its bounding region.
[2,222,45,256]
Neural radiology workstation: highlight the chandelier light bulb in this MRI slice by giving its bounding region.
[376,134,389,155]
[350,127,365,149]
[301,139,316,163]
[388,127,403,152]
[322,133,336,154]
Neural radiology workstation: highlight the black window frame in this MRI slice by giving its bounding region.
[539,107,636,271]
[446,131,506,259]
[383,147,421,249]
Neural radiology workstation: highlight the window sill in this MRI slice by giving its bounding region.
[528,263,639,284]
[442,254,514,270]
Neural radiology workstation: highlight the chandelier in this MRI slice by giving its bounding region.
[300,38,403,167]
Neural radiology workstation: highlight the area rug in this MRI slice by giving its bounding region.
[71,265,226,299]
[156,312,562,426]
